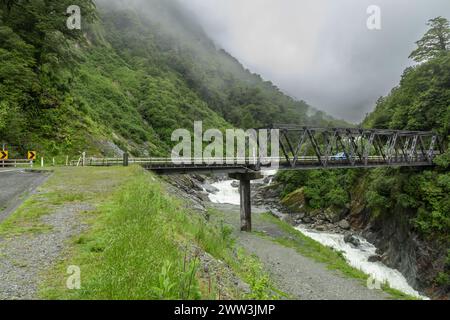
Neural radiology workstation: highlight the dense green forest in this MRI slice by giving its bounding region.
[277,17,450,297]
[0,0,346,159]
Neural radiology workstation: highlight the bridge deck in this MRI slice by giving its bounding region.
[142,159,435,174]
[74,156,437,174]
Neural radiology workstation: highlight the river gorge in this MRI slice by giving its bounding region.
[205,174,428,299]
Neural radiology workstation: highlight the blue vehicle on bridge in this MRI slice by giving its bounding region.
[331,152,347,161]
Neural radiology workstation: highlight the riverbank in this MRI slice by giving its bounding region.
[206,177,426,299]
[0,166,424,300]
[210,203,394,299]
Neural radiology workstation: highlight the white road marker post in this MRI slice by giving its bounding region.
[82,152,86,167]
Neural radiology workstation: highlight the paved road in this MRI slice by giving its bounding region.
[212,203,390,300]
[0,169,49,223]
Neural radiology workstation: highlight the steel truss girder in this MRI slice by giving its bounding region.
[270,125,444,169]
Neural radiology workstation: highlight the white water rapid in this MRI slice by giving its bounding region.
[207,176,428,299]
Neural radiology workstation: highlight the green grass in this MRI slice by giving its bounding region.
[258,213,419,300]
[0,167,134,237]
[38,167,278,300]
[0,198,53,236]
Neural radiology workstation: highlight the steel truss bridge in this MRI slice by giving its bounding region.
[77,126,445,174]
[76,125,445,232]
[136,125,445,174]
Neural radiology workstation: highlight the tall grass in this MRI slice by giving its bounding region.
[40,168,278,300]
[72,175,206,299]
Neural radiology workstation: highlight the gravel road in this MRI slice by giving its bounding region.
[212,203,390,300]
[0,169,49,223]
[0,169,94,299]
[0,203,92,299]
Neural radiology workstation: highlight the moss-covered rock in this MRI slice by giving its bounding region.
[281,188,306,213]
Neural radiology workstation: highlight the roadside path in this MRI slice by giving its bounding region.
[0,167,131,300]
[212,203,390,300]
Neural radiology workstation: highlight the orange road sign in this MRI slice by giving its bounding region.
[0,150,8,160]
[27,151,37,161]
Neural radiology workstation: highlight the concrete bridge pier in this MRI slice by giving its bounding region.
[229,172,263,232]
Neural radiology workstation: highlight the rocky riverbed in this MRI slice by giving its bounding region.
[165,173,429,299]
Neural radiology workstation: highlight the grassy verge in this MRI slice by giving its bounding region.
[0,167,134,237]
[38,167,278,300]
[258,213,418,300]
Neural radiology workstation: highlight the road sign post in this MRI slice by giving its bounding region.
[27,151,37,161]
[1,150,8,167]
[0,150,8,160]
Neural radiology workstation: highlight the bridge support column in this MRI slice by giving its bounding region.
[229,172,263,232]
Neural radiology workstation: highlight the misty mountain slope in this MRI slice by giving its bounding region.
[0,0,346,158]
[96,0,347,129]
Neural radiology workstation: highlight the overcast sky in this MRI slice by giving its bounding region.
[178,0,450,123]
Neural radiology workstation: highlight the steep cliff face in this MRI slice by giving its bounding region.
[348,176,448,298]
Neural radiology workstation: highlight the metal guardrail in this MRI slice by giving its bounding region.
[0,159,35,168]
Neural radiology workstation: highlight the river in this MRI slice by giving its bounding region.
[207,178,428,300]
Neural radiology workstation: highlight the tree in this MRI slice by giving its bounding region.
[410,17,450,62]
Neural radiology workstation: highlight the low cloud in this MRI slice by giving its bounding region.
[179,0,450,122]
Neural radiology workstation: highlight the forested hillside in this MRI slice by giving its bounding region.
[0,0,345,159]
[276,17,450,298]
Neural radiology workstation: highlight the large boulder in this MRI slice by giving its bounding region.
[368,255,382,263]
[203,183,219,194]
[323,208,338,223]
[231,181,240,188]
[302,216,313,224]
[338,219,351,230]
[281,188,306,213]
[344,234,361,247]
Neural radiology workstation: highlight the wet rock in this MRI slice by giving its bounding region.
[198,192,210,202]
[316,225,327,232]
[339,207,350,220]
[193,175,206,183]
[368,255,382,263]
[231,181,240,188]
[263,176,272,184]
[203,183,219,194]
[281,188,306,213]
[338,220,351,230]
[344,234,361,247]
[323,208,336,223]
[302,217,312,224]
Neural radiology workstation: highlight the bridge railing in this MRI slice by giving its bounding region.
[68,154,435,169]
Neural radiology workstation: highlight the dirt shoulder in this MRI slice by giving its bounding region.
[0,167,133,300]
